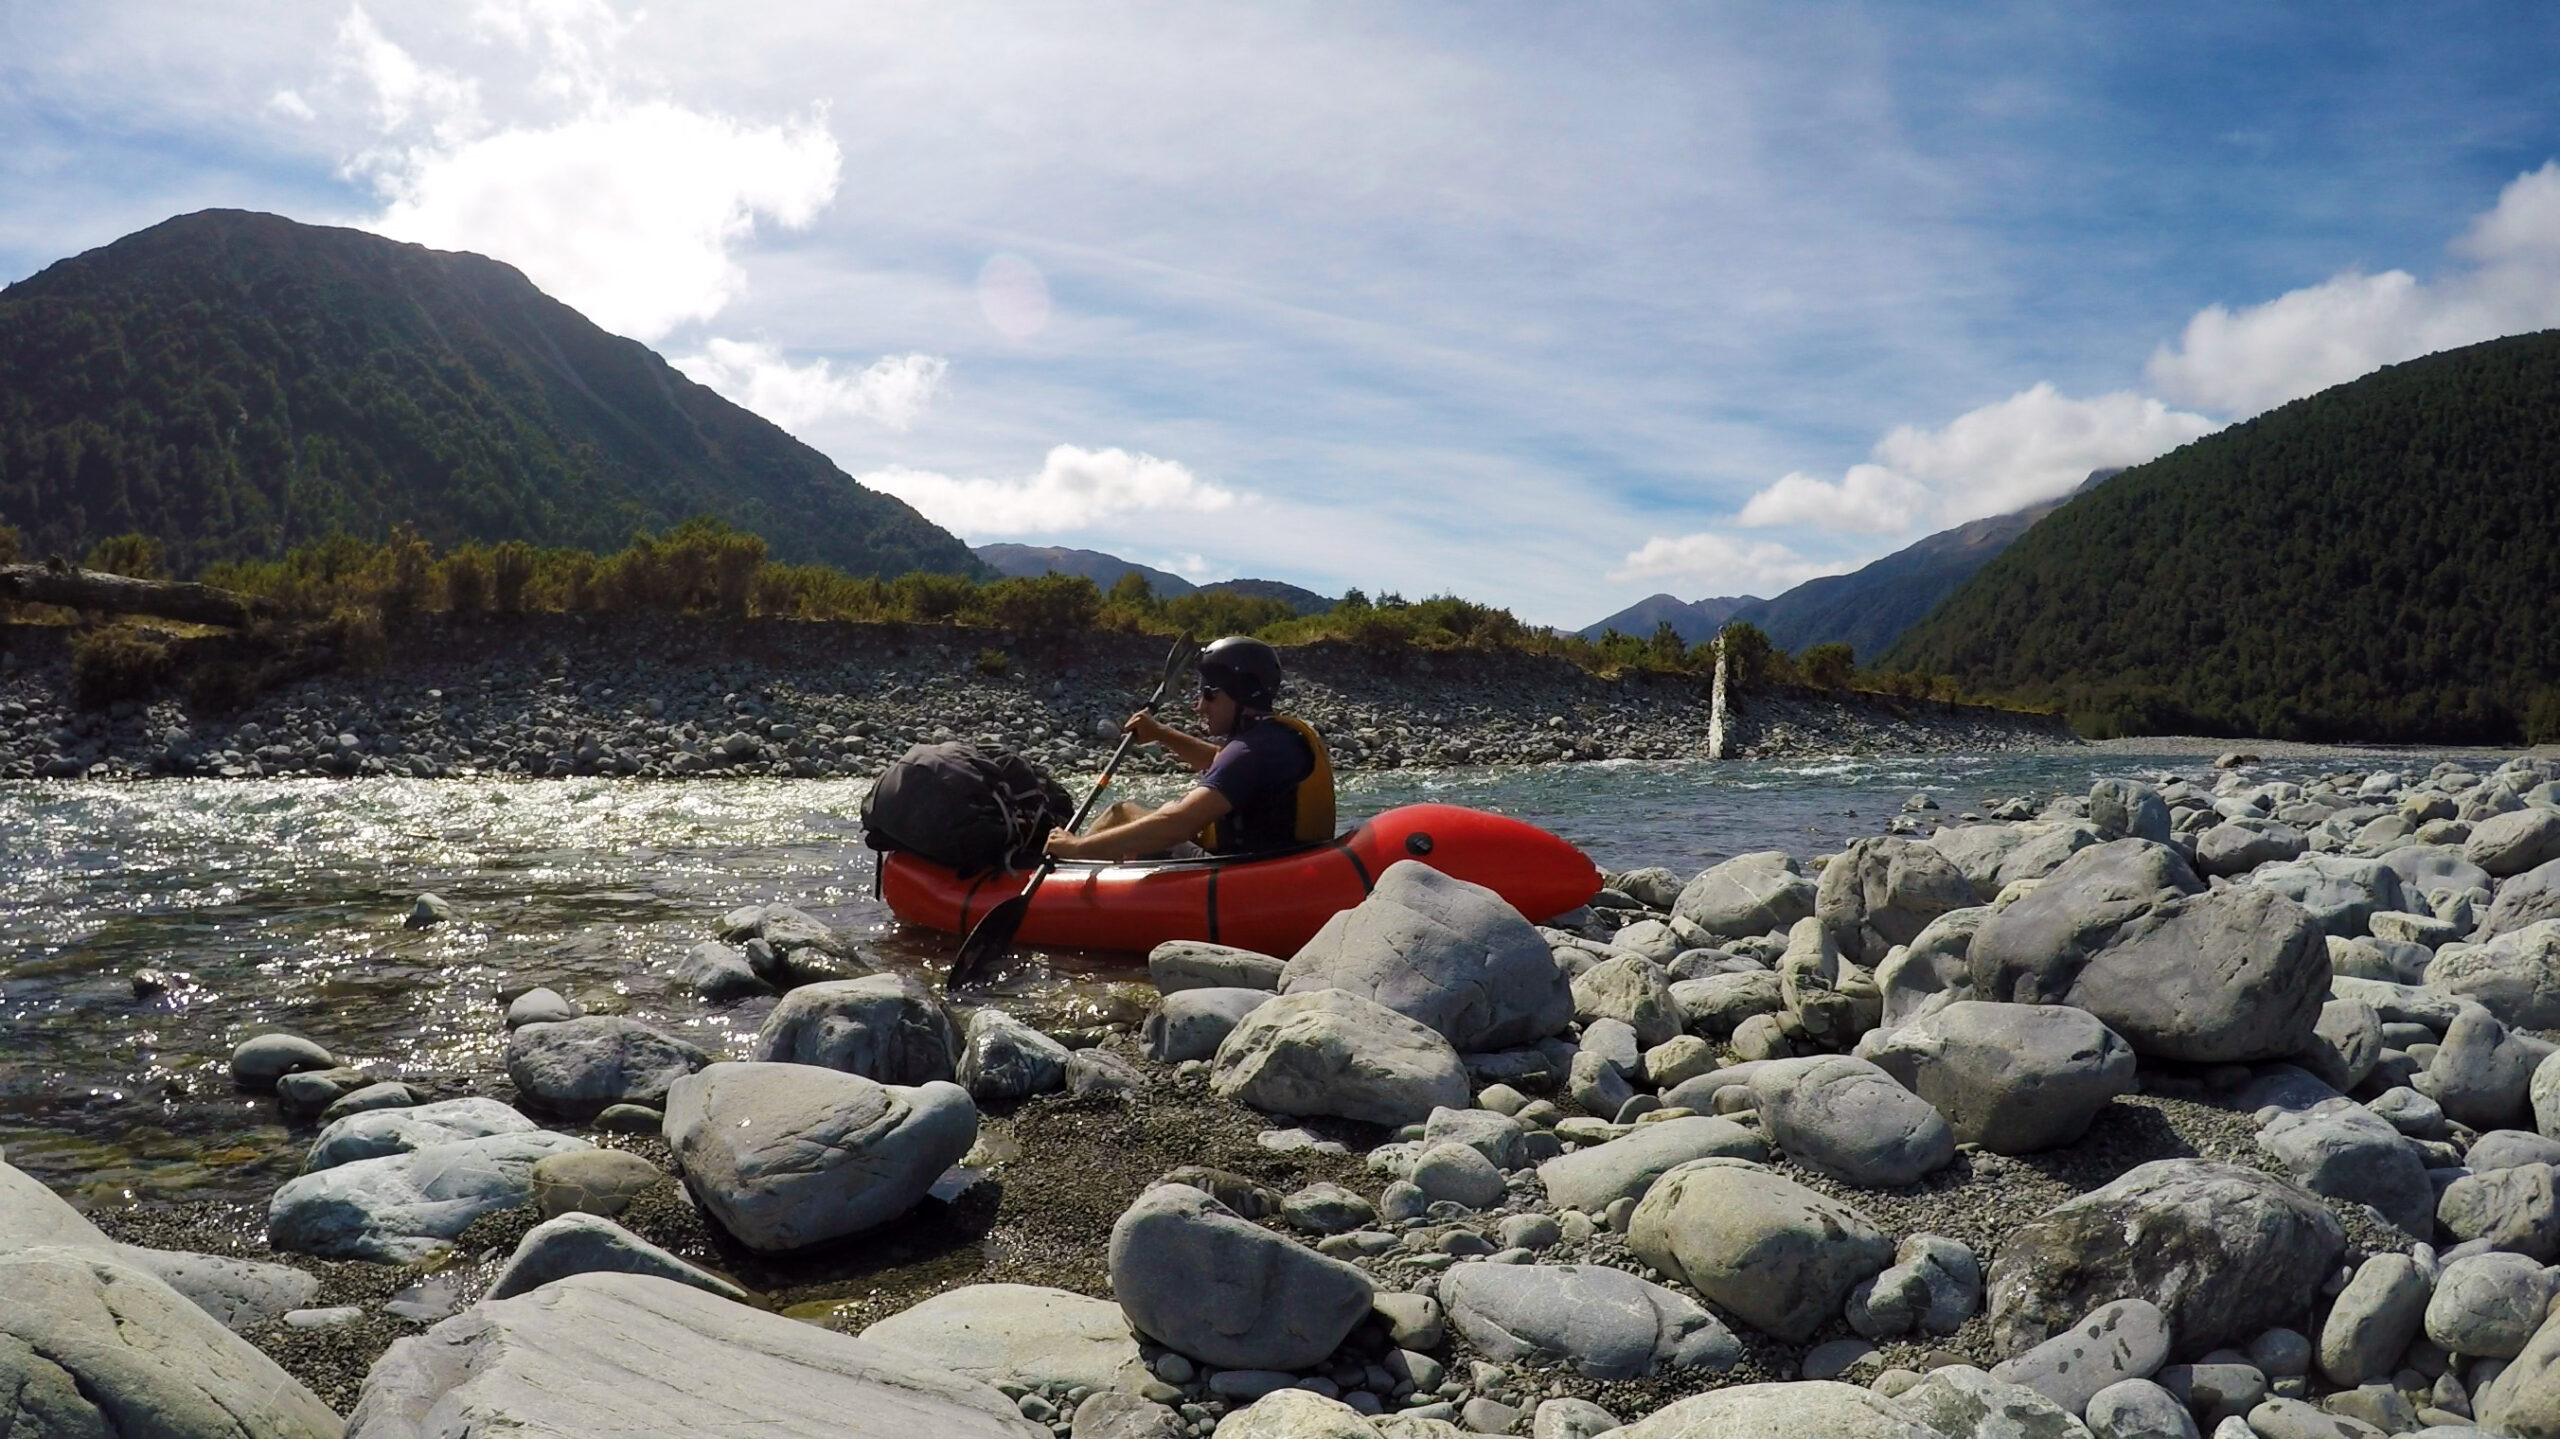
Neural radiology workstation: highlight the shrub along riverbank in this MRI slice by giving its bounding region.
[6,519,2031,723]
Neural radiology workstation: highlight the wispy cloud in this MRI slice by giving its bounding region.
[1608,531,1838,597]
[866,445,1244,537]
[672,343,946,431]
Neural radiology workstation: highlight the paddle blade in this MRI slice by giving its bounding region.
[948,894,1028,990]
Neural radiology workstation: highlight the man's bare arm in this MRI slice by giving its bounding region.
[1128,712,1219,772]
[1046,785,1233,861]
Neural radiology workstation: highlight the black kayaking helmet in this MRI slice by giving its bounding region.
[1198,635,1283,711]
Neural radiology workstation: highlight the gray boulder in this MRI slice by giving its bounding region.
[1210,989,1471,1127]
[1670,969,1784,1038]
[1071,1393,1184,1439]
[1976,853,2328,1063]
[2438,1162,2560,1259]
[2318,1252,2432,1387]
[1572,955,1681,1048]
[2195,820,2308,879]
[1875,907,1988,1030]
[1674,851,1819,940]
[230,1032,335,1092]
[1536,1115,1768,1212]
[1847,1234,1981,1339]
[957,1008,1070,1101]
[1281,861,1573,1050]
[1107,1183,1372,1370]
[1148,941,1285,992]
[859,1283,1151,1392]
[2425,1251,2558,1359]
[1903,1363,2100,1438]
[304,1095,538,1173]
[1776,915,1881,1044]
[1748,1055,1956,1188]
[2250,855,2407,938]
[1065,1049,1147,1098]
[2485,857,2560,939]
[676,941,773,1002]
[1423,1105,1528,1170]
[2381,843,2495,908]
[1595,1381,1948,1437]
[2253,1099,2436,1236]
[1626,1157,1893,1342]
[2091,779,2173,845]
[2415,1005,2545,1130]
[1411,1142,1506,1210]
[2476,1295,2560,1434]
[1986,1160,2345,1359]
[347,1271,1045,1437]
[2300,999,2384,1092]
[487,1211,748,1302]
[756,974,959,1084]
[1818,836,1976,964]
[2472,809,2560,879]
[111,1247,323,1334]
[1142,987,1272,1062]
[1438,1262,1741,1380]
[2427,921,2560,1029]
[1864,1001,2135,1154]
[1932,822,2101,902]
[2084,1379,2198,1439]
[1990,1297,2172,1415]
[269,1129,594,1262]
[506,1016,710,1120]
[664,1062,978,1252]
[0,1248,342,1439]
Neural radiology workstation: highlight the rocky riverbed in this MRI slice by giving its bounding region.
[0,614,2070,782]
[12,751,2560,1436]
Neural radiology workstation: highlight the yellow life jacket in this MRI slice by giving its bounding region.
[1198,714,1336,852]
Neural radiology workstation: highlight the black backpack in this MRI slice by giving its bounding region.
[861,742,1075,875]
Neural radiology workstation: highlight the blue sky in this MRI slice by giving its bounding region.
[7,3,2560,629]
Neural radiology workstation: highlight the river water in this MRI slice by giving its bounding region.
[0,745,2463,1211]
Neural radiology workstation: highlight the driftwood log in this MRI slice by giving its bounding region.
[0,564,271,630]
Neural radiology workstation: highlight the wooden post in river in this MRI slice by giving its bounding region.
[1706,635,1728,760]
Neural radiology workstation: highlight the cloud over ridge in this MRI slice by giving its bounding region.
[865,445,1243,538]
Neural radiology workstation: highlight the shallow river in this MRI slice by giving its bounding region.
[0,745,2463,1210]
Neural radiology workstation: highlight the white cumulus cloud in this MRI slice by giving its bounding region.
[2147,161,2560,416]
[1607,531,1836,596]
[332,5,842,342]
[672,342,947,431]
[866,445,1242,537]
[1734,383,2219,534]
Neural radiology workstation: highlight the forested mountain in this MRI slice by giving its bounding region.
[978,543,1198,595]
[1576,593,1759,644]
[1202,577,1334,616]
[0,209,985,578]
[1886,330,2560,742]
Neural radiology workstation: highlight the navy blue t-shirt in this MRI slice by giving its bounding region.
[1195,717,1315,853]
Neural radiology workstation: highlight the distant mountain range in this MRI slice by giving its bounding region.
[0,210,985,579]
[1578,469,2124,659]
[1573,593,1759,645]
[976,544,1336,615]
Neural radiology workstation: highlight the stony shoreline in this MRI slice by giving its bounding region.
[14,749,2560,1437]
[0,614,2073,783]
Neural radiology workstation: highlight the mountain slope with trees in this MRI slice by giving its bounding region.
[1885,330,2560,742]
[0,209,985,579]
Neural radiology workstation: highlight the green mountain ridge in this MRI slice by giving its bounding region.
[0,209,986,579]
[1885,330,2560,742]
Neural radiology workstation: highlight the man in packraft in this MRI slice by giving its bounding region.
[1043,636,1336,860]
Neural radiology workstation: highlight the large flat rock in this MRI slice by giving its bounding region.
[348,1271,1045,1438]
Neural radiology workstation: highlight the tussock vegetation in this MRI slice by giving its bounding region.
[176,519,2013,707]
